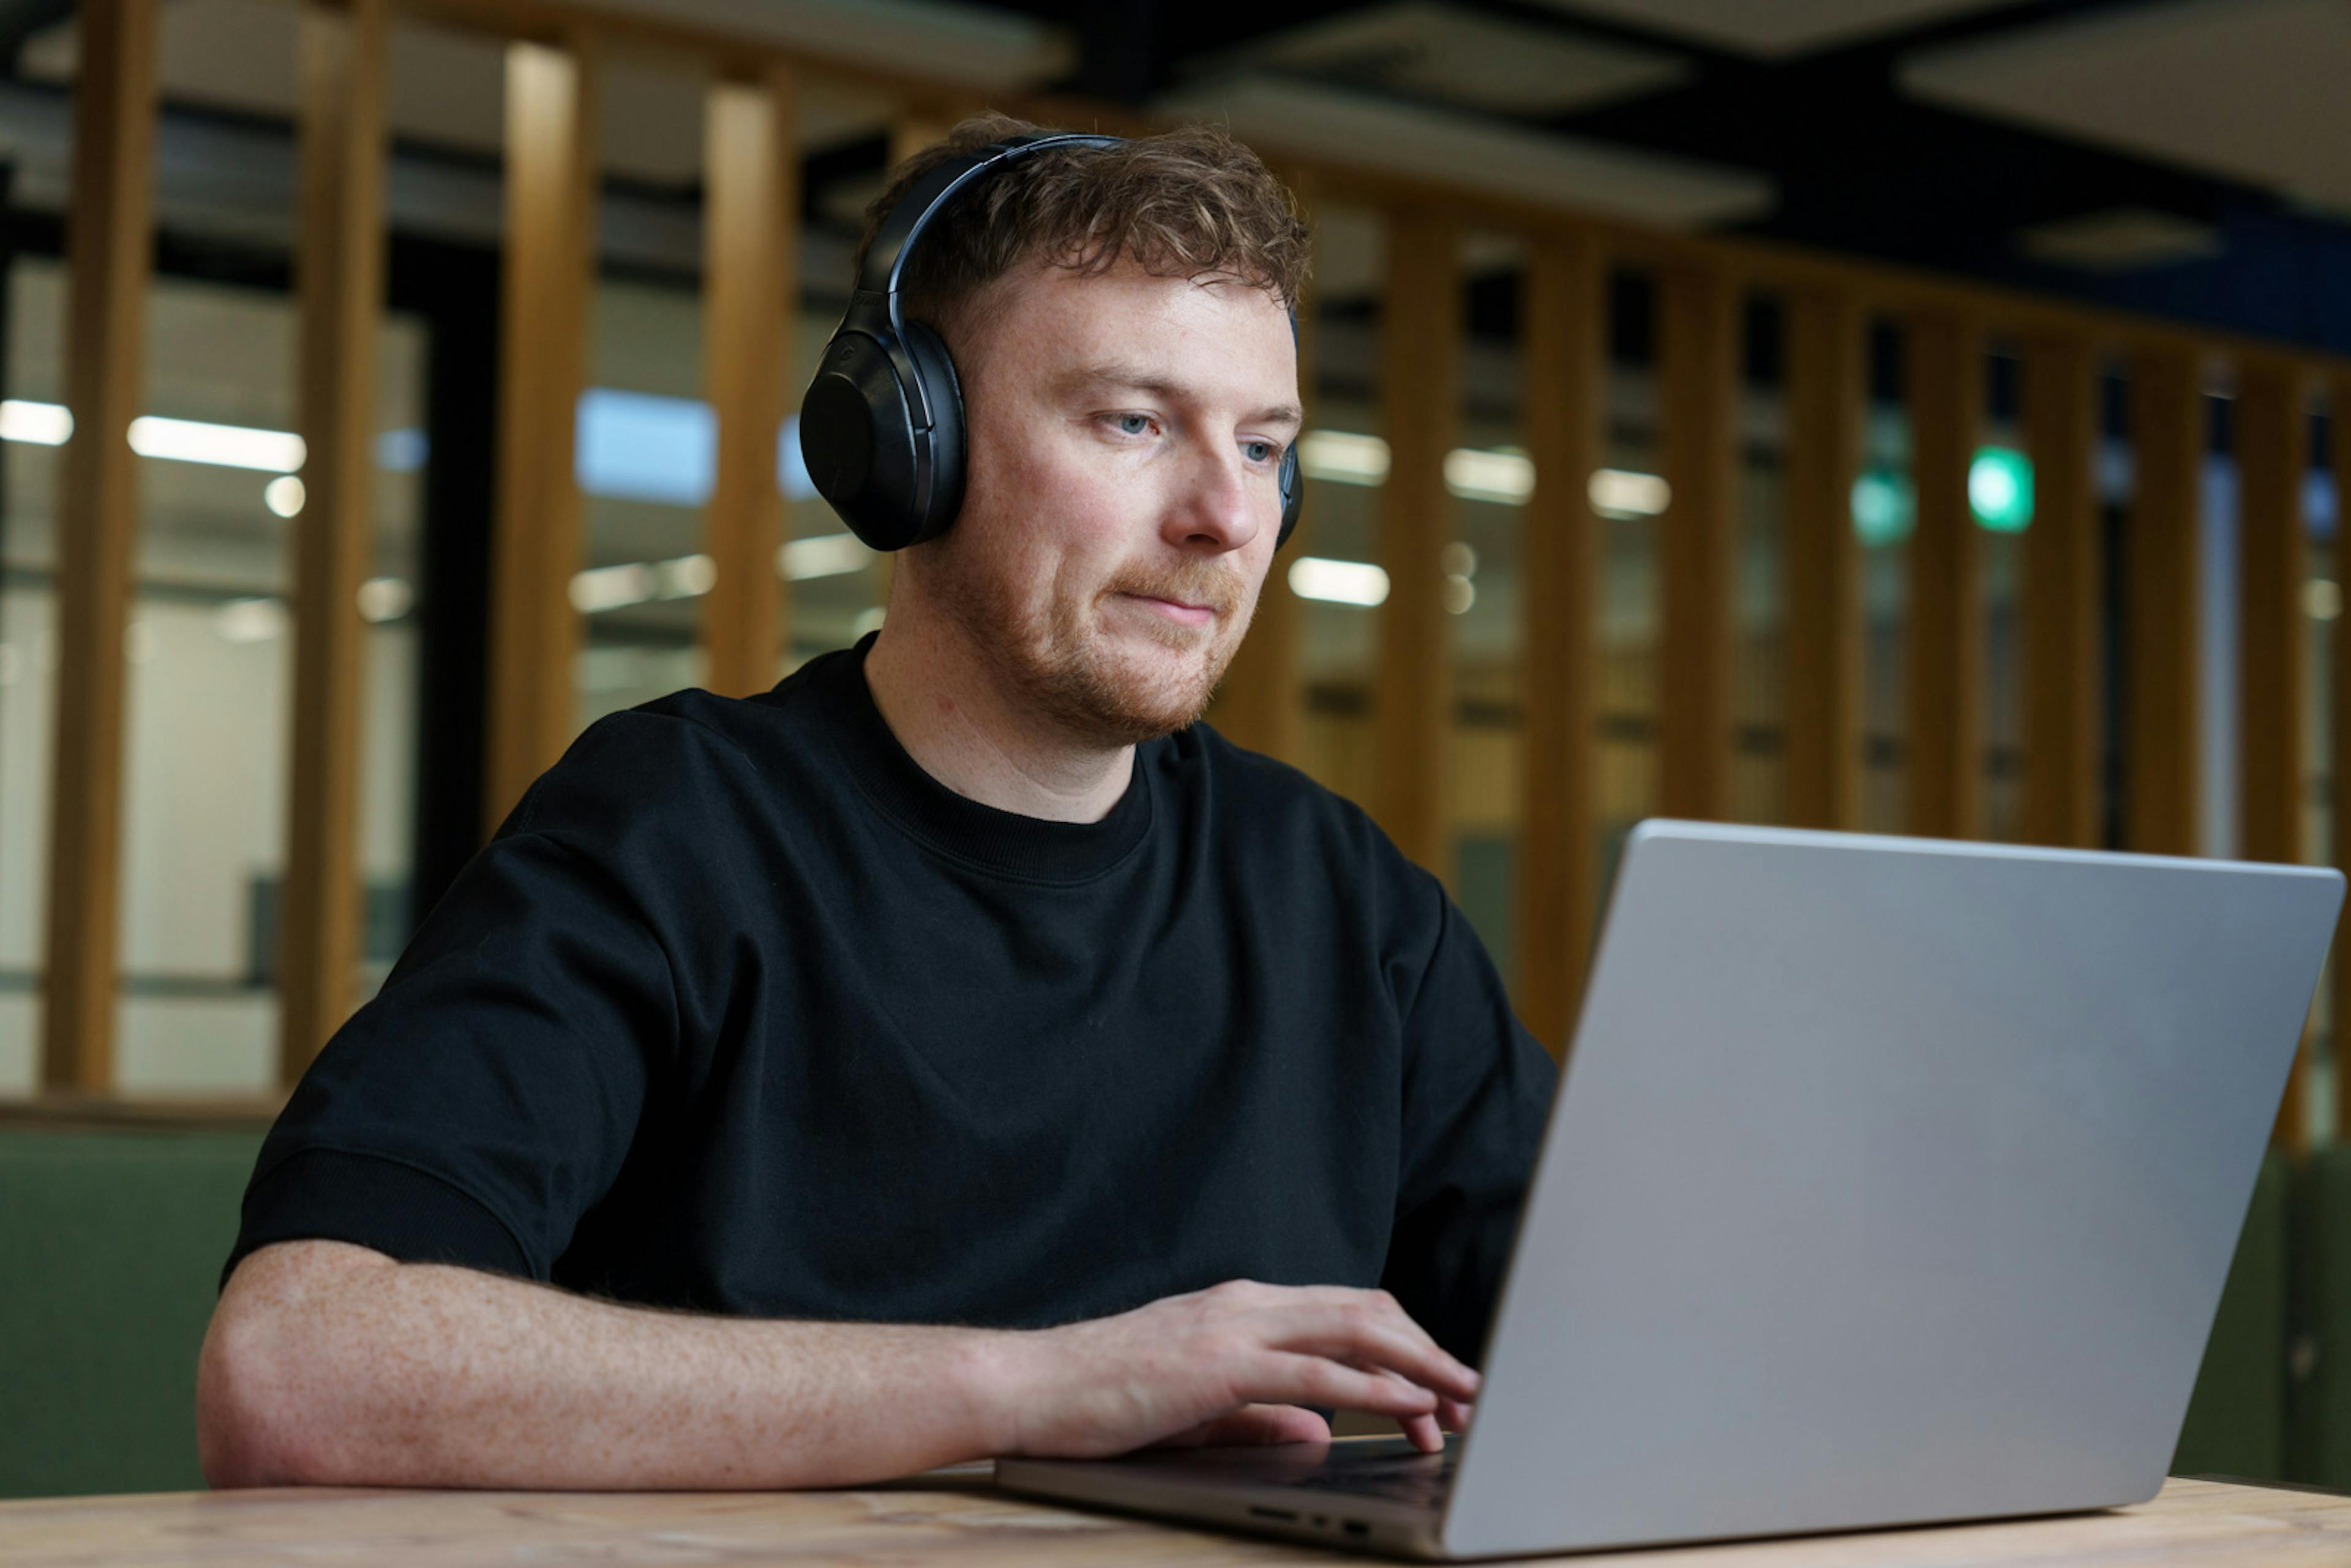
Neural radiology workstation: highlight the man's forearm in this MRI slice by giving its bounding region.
[200,1240,1013,1490]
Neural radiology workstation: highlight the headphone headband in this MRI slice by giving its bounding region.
[855,133,1124,324]
[803,127,1302,554]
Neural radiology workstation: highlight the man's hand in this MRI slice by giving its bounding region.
[992,1279,1478,1458]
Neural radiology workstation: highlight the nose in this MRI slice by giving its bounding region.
[1163,438,1262,557]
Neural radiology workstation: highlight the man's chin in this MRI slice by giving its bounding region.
[1050,639,1230,745]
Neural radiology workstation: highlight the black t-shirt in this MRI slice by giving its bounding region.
[230,636,1558,1364]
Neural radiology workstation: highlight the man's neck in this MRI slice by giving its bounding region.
[861,613,1135,825]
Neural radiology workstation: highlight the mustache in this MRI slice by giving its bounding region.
[1104,567,1248,617]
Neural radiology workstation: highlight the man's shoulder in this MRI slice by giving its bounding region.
[1168,722,1414,872]
[505,652,860,843]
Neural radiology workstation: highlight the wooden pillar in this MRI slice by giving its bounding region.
[2020,331,2103,849]
[1655,261,1739,820]
[40,0,157,1093]
[702,66,797,698]
[2333,374,2351,1142]
[484,38,596,833]
[2235,357,2308,1149]
[1905,309,1987,838]
[1781,288,1866,831]
[1371,213,1460,872]
[1210,168,1316,766]
[2124,344,2204,857]
[1513,233,1605,1056]
[277,0,388,1083]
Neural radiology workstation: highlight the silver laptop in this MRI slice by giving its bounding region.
[998,820,2344,1559]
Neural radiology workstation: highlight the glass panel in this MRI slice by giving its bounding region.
[1294,204,1384,808]
[358,316,426,1005]
[574,276,709,733]
[1597,269,1659,888]
[1733,297,1785,827]
[0,255,67,1093]
[2304,418,2335,1146]
[1450,233,1523,988]
[1860,318,1909,833]
[116,274,299,1093]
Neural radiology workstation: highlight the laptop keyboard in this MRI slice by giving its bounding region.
[1283,1448,1458,1508]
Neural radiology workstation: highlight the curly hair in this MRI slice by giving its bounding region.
[855,113,1311,332]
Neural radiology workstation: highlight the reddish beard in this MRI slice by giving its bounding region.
[929,535,1261,747]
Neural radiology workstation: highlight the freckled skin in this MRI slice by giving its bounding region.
[197,258,1478,1491]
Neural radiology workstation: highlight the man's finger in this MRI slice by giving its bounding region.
[1258,1313,1480,1401]
[1254,1351,1442,1417]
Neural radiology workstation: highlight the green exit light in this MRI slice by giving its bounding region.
[1970,446,2033,533]
[1851,469,1914,547]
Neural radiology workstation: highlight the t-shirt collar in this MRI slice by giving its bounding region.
[820,632,1155,883]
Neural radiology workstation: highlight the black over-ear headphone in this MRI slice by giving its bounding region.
[798,131,1303,554]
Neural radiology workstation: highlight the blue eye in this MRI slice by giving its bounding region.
[1116,413,1152,436]
[1243,440,1275,463]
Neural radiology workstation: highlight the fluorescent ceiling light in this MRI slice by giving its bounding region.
[1445,447,1534,506]
[653,553,717,599]
[1299,429,1390,486]
[214,595,288,643]
[356,576,413,623]
[1289,555,1391,607]
[780,531,873,580]
[571,553,718,614]
[1589,468,1671,517]
[129,415,305,472]
[2015,208,2223,272]
[570,562,658,614]
[0,399,70,445]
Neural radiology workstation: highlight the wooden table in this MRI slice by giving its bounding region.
[3,1471,2346,1566]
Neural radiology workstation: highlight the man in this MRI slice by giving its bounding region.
[197,116,1556,1491]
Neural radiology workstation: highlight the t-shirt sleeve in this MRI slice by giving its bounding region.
[224,712,705,1287]
[1377,863,1560,1368]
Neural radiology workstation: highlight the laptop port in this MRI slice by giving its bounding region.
[1248,1506,1297,1521]
[1344,1520,1370,1537]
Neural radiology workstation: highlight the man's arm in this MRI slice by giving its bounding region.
[198,1239,1479,1490]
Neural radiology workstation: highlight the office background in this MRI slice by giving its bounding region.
[4,0,2351,1498]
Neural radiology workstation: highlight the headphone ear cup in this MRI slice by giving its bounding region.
[1277,442,1302,549]
[801,330,925,552]
[899,320,967,547]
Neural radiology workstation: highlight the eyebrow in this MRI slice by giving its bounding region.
[1059,361,1304,430]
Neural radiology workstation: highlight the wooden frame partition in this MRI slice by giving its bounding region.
[2020,331,2103,849]
[483,36,598,833]
[1781,288,1867,831]
[1514,231,1606,1054]
[700,64,797,699]
[2235,357,2310,1149]
[1655,260,1739,821]
[35,0,2351,1112]
[1371,213,1461,874]
[39,0,158,1093]
[2336,374,2351,1142]
[277,0,391,1081]
[1905,308,1987,839]
[1209,168,1317,767]
[2124,344,2205,858]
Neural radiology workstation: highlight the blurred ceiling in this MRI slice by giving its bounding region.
[2,0,2347,353]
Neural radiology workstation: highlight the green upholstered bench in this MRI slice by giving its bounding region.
[2171,1148,2290,1479]
[0,1126,264,1499]
[2305,1146,2351,1488]
[0,1123,2313,1498]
